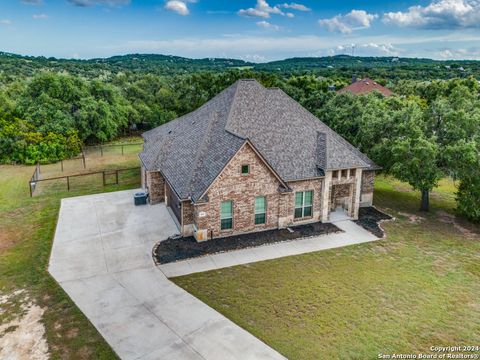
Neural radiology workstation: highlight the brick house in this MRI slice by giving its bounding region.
[140,79,379,241]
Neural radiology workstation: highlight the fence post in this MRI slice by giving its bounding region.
[29,182,32,197]
[82,151,86,169]
[100,145,103,157]
[61,160,64,172]
[102,171,106,186]
[116,170,119,185]
[67,176,70,191]
[121,145,124,155]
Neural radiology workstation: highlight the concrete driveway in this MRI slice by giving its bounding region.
[49,190,285,360]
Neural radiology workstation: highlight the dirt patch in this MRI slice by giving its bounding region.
[354,207,393,238]
[0,229,18,253]
[437,211,477,239]
[0,290,49,360]
[398,212,425,224]
[154,222,342,264]
[394,185,412,193]
[66,327,79,339]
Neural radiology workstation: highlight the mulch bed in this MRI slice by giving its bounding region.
[153,222,342,264]
[354,207,393,238]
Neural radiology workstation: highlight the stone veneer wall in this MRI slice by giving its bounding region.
[360,170,375,207]
[328,168,363,219]
[146,171,165,204]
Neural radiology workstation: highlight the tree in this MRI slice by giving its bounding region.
[368,99,444,211]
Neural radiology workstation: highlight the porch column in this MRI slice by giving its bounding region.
[352,168,362,220]
[321,171,332,222]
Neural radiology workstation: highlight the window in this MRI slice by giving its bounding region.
[254,196,266,225]
[294,191,313,219]
[241,164,250,175]
[341,169,348,179]
[332,170,339,179]
[220,200,233,230]
[350,169,356,177]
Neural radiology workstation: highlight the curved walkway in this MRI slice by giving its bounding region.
[158,219,378,278]
[49,190,285,360]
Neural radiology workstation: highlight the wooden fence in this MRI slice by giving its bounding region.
[29,167,141,197]
[29,163,41,197]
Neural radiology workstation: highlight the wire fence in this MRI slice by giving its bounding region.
[28,142,143,197]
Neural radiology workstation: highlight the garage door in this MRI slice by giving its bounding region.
[166,181,181,224]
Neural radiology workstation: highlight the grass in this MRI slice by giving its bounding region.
[2,154,479,360]
[173,175,480,360]
[0,149,142,359]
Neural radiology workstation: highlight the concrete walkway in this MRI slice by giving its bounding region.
[158,218,378,278]
[49,190,285,360]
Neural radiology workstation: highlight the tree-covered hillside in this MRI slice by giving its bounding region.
[1,52,479,80]
[0,51,479,220]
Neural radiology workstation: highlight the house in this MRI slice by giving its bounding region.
[140,79,379,241]
[338,77,393,97]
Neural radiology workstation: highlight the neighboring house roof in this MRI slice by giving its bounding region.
[338,77,393,97]
[140,79,379,202]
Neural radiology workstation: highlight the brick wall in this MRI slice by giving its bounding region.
[192,142,327,239]
[146,171,165,204]
[194,142,284,238]
[183,201,194,224]
[280,178,323,226]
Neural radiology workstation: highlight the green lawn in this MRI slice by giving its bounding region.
[0,152,140,359]
[173,175,480,360]
[2,158,479,360]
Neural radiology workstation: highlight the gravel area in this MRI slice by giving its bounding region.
[154,222,342,264]
[354,207,392,238]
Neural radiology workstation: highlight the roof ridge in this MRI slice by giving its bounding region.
[186,110,222,198]
[224,80,241,132]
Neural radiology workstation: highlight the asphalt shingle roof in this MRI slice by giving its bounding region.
[140,79,378,201]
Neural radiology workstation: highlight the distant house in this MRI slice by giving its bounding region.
[338,77,393,97]
[140,79,379,241]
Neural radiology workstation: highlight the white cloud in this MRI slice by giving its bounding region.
[383,0,480,29]
[279,3,311,11]
[0,19,12,25]
[319,10,378,33]
[435,46,480,59]
[67,0,130,7]
[242,54,267,62]
[32,13,48,19]
[238,0,285,18]
[238,1,310,17]
[164,0,191,15]
[329,43,400,56]
[103,30,480,62]
[256,20,280,30]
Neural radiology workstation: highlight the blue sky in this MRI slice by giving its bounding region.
[1,0,480,61]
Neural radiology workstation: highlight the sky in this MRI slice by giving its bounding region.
[1,0,480,61]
